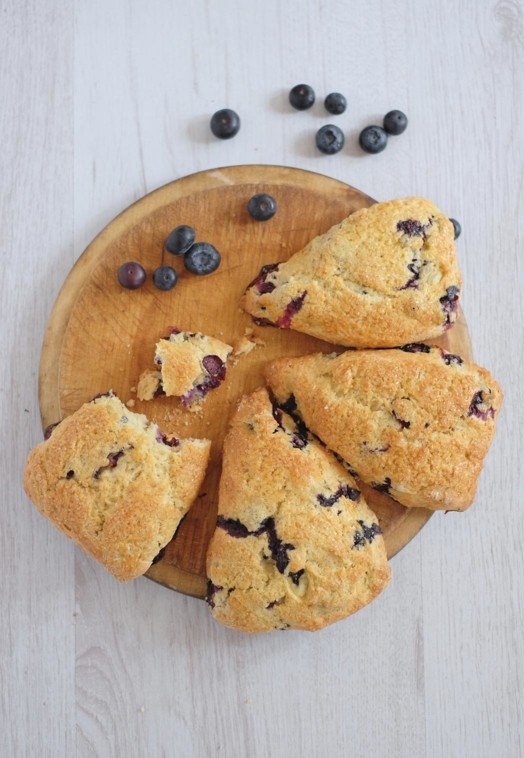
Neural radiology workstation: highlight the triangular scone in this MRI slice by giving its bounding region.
[206,388,391,633]
[241,197,462,348]
[265,346,503,511]
[23,394,211,581]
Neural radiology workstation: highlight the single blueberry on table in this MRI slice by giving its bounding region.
[316,124,345,155]
[449,218,462,239]
[210,108,241,139]
[324,92,347,115]
[289,83,315,110]
[184,242,221,275]
[247,193,277,221]
[383,110,408,135]
[117,261,146,290]
[165,225,196,256]
[152,265,178,291]
[359,125,388,154]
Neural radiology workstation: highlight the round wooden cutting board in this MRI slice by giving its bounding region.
[39,165,472,598]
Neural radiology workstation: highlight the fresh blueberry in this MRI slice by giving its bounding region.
[247,193,277,221]
[210,108,241,139]
[165,225,196,256]
[117,261,146,289]
[289,83,315,110]
[449,218,462,239]
[383,110,408,135]
[316,124,345,154]
[324,92,347,115]
[152,265,178,291]
[184,242,221,275]
[359,125,388,154]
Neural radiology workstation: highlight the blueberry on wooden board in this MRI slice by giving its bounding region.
[117,261,146,289]
[247,193,277,221]
[184,242,221,275]
[165,225,196,255]
[153,265,178,291]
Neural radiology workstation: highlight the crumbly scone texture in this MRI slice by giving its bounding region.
[241,196,462,348]
[265,347,503,510]
[23,394,211,581]
[136,369,162,401]
[154,329,233,404]
[206,388,391,633]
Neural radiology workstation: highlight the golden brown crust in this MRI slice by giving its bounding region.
[23,394,211,581]
[206,388,391,633]
[241,197,462,348]
[265,347,503,511]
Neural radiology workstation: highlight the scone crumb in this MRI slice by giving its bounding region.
[126,399,136,408]
[232,336,257,357]
[129,386,137,394]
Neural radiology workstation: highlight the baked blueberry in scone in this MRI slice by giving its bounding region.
[265,347,503,511]
[23,393,211,581]
[241,197,462,348]
[205,388,391,633]
[137,328,233,406]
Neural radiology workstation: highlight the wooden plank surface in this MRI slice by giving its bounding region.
[3,0,523,756]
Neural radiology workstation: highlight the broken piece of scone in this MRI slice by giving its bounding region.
[205,388,391,633]
[23,393,211,581]
[265,346,503,511]
[137,328,233,406]
[241,197,462,348]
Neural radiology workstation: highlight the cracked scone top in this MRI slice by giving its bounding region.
[23,394,211,581]
[241,197,462,348]
[206,388,391,633]
[137,328,232,406]
[265,346,503,511]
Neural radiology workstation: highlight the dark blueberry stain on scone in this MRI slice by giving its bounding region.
[362,441,390,454]
[275,291,308,329]
[396,218,432,238]
[262,517,295,574]
[246,263,280,294]
[399,343,432,353]
[392,410,411,430]
[153,384,166,398]
[441,352,463,366]
[93,448,127,479]
[290,432,308,449]
[44,422,60,440]
[151,545,166,565]
[252,316,276,327]
[155,430,180,447]
[66,469,75,479]
[373,476,392,494]
[288,568,305,586]
[468,391,496,420]
[317,484,361,507]
[440,285,460,328]
[399,260,423,290]
[205,580,223,609]
[353,520,382,549]
[182,355,227,406]
[216,516,253,538]
[280,394,298,415]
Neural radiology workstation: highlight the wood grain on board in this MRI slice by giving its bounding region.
[39,165,472,598]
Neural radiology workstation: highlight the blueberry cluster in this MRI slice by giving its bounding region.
[117,225,222,291]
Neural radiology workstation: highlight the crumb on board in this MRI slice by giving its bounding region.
[126,399,136,408]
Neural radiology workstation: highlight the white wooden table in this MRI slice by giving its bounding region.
[2,1,522,756]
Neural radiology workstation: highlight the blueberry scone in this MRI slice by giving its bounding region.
[137,328,233,406]
[265,346,502,511]
[241,197,461,348]
[23,393,211,581]
[206,388,391,633]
